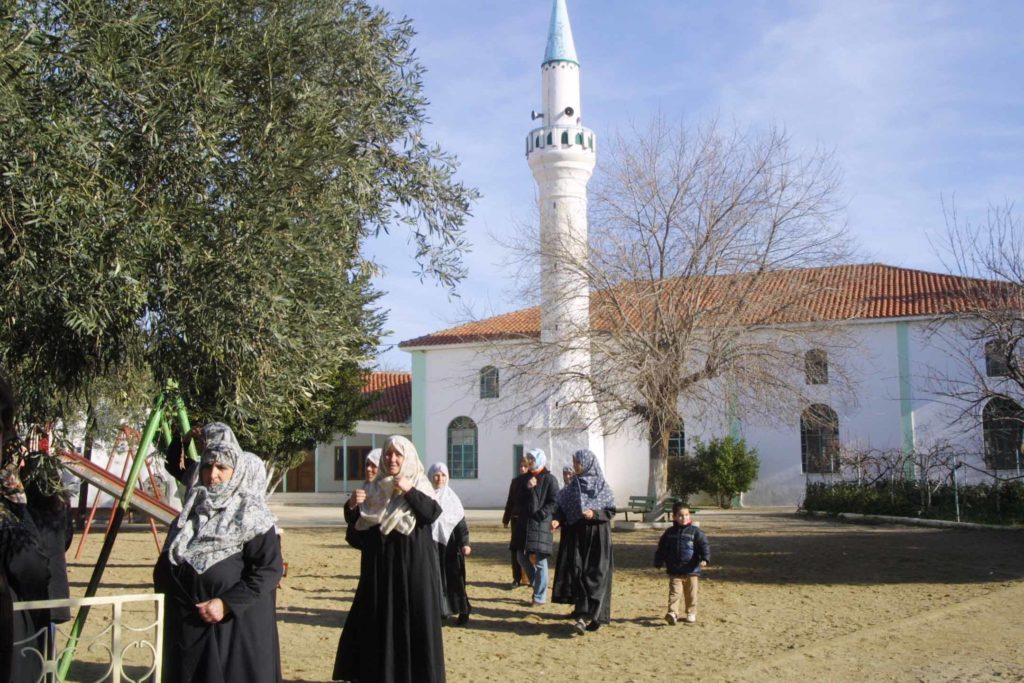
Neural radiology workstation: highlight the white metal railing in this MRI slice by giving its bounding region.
[13,593,163,683]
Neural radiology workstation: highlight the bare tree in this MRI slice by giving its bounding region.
[495,118,856,504]
[926,200,1024,470]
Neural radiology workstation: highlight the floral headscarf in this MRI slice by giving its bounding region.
[165,423,276,574]
[558,449,616,525]
[356,435,434,536]
[1,436,26,505]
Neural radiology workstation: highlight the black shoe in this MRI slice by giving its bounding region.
[585,621,602,632]
[456,612,469,625]
[572,619,586,635]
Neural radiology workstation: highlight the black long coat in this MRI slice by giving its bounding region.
[1,503,49,683]
[555,506,615,625]
[153,529,284,683]
[551,522,577,604]
[438,518,471,619]
[333,488,446,683]
[513,470,558,557]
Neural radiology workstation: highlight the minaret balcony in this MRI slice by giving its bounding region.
[526,125,596,157]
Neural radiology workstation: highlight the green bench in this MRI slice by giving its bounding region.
[619,495,683,521]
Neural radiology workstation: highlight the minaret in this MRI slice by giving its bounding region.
[524,0,605,470]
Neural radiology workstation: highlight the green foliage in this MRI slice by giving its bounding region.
[0,1,476,461]
[692,436,760,508]
[803,480,1024,526]
[667,454,703,504]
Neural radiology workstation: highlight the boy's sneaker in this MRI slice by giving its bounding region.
[664,612,677,625]
[573,619,587,635]
[684,613,697,624]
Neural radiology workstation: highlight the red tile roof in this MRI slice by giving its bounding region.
[362,372,411,424]
[399,264,1013,348]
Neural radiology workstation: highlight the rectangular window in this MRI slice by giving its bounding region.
[449,431,477,478]
[805,349,829,385]
[986,340,1010,378]
[334,446,372,481]
[667,431,685,457]
[480,367,499,399]
[801,432,838,474]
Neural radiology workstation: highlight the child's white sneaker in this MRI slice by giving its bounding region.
[684,613,697,624]
[664,612,677,625]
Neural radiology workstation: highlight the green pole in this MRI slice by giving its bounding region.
[174,394,199,462]
[57,392,167,679]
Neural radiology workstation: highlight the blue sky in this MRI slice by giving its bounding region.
[368,0,1024,369]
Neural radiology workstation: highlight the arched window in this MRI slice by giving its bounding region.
[985,340,1010,377]
[667,428,685,457]
[479,366,499,399]
[560,130,569,145]
[575,132,584,145]
[805,349,828,385]
[800,404,839,474]
[546,131,553,145]
[982,398,1023,470]
[447,416,478,479]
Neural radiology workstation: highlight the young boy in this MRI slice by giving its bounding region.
[654,502,711,624]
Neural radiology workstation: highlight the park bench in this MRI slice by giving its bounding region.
[619,495,683,521]
[619,495,656,521]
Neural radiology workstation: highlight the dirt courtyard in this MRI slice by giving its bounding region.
[66,510,1024,682]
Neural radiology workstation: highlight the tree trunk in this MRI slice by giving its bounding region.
[645,418,669,522]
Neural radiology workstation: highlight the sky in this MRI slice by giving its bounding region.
[367,0,1024,369]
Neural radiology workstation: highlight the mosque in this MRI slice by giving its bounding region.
[299,1,1017,508]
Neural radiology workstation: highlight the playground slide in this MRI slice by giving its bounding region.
[58,450,178,526]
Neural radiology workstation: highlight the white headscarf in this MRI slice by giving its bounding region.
[427,462,464,545]
[355,435,434,536]
[365,448,382,468]
[165,423,277,574]
[363,448,382,484]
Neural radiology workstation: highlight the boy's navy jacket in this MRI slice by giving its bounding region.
[654,523,711,576]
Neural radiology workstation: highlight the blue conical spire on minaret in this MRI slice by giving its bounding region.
[543,0,579,66]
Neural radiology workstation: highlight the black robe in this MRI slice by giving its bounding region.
[1,503,50,683]
[333,487,446,683]
[551,522,576,605]
[25,501,73,624]
[437,518,470,619]
[153,529,284,683]
[555,506,615,625]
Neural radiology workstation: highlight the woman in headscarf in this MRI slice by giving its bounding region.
[153,422,283,683]
[513,448,558,607]
[551,464,576,607]
[501,456,529,587]
[428,462,472,625]
[553,449,616,635]
[341,448,383,584]
[0,375,49,683]
[21,447,73,628]
[332,435,446,683]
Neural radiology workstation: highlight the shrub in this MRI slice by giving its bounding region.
[803,480,1024,525]
[667,454,703,503]
[692,436,760,508]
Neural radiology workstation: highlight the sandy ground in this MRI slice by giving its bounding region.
[64,510,1024,683]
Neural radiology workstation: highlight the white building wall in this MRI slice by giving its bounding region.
[420,346,527,508]
[414,316,997,508]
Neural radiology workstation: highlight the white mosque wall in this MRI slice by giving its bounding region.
[412,315,995,508]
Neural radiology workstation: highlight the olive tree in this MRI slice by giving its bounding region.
[1,0,476,461]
